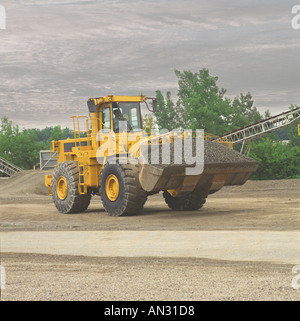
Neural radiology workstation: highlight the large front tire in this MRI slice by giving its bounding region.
[51,161,91,214]
[163,191,206,211]
[100,162,147,216]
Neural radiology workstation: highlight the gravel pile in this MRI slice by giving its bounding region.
[0,169,53,196]
[203,141,257,164]
[140,139,257,168]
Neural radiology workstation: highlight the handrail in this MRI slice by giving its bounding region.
[0,156,22,176]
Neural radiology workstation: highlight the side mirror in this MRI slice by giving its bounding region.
[87,99,96,113]
[152,99,158,112]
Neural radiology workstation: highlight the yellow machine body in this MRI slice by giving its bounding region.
[46,95,152,195]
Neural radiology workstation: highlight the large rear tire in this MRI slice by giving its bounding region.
[163,190,206,211]
[100,162,147,216]
[51,161,91,214]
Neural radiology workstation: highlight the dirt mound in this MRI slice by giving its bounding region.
[220,178,300,193]
[238,179,300,190]
[0,169,53,196]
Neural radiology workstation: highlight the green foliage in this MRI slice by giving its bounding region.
[154,90,185,131]
[229,93,261,130]
[175,69,232,135]
[287,121,300,147]
[154,69,263,136]
[0,117,39,169]
[31,126,73,146]
[249,138,300,180]
[0,117,73,170]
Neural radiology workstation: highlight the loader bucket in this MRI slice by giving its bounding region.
[138,140,259,196]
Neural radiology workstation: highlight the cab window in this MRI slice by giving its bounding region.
[102,107,111,131]
[118,102,141,130]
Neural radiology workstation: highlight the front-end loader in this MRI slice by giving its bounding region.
[45,95,258,216]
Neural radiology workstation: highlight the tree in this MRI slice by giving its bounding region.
[0,118,40,169]
[32,127,53,143]
[12,129,41,169]
[0,118,74,170]
[250,137,300,179]
[154,90,185,131]
[0,117,20,163]
[264,109,271,119]
[287,104,300,147]
[175,69,232,135]
[229,93,262,130]
[50,125,64,142]
[287,122,300,147]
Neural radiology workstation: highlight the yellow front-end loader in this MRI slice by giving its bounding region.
[45,95,258,216]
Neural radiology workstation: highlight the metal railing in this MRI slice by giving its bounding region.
[0,156,22,176]
[213,106,300,154]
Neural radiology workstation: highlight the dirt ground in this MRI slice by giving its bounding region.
[2,254,299,301]
[0,171,300,231]
[0,171,300,301]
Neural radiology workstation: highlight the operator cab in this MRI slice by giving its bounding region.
[87,95,157,135]
[102,101,143,133]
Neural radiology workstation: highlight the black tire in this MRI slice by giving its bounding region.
[100,162,147,216]
[51,161,91,214]
[163,190,206,211]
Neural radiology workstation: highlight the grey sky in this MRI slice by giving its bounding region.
[0,0,299,129]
